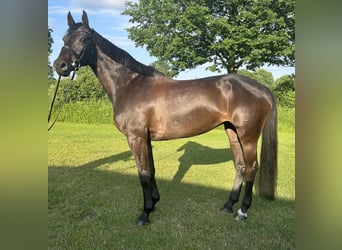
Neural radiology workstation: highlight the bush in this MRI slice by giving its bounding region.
[67,67,107,101]
[274,74,295,108]
[48,67,107,103]
[58,100,113,124]
[278,90,295,108]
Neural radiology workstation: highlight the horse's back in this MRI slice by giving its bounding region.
[115,73,273,141]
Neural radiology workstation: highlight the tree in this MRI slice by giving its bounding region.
[275,74,295,92]
[123,0,295,75]
[150,59,178,77]
[48,27,54,79]
[274,74,295,107]
[238,68,275,89]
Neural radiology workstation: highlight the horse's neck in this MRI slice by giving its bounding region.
[89,32,156,105]
[92,47,138,104]
[88,35,139,104]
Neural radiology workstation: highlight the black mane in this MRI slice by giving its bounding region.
[92,30,162,76]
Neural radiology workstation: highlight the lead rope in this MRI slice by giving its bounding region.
[48,71,76,131]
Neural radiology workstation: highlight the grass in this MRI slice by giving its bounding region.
[48,121,295,249]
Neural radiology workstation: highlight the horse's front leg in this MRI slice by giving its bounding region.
[127,134,159,225]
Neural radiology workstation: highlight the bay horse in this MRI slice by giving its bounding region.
[53,11,277,225]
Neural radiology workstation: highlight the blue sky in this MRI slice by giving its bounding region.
[48,0,294,80]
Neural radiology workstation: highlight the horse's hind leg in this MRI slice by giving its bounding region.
[222,126,245,213]
[235,140,258,221]
[223,124,259,220]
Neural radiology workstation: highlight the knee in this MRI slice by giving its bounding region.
[235,163,246,179]
[236,163,245,174]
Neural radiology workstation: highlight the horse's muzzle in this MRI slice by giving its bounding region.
[53,45,80,76]
[54,59,80,76]
[54,59,71,77]
[58,61,68,72]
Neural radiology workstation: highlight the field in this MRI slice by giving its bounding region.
[48,104,295,249]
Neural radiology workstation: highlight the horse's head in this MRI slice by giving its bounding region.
[53,10,95,76]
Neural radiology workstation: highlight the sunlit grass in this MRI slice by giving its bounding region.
[48,122,294,249]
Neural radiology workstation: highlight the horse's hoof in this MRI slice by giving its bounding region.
[136,219,150,226]
[136,214,150,226]
[234,209,247,221]
[221,206,233,213]
[235,214,247,221]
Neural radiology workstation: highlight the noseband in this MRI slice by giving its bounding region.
[64,30,93,71]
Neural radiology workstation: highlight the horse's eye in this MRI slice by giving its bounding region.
[80,38,85,42]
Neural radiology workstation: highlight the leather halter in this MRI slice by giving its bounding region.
[48,31,94,131]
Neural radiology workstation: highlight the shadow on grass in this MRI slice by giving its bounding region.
[49,142,294,248]
[60,141,233,184]
[49,161,294,249]
[78,150,133,169]
[174,141,233,182]
[49,144,292,223]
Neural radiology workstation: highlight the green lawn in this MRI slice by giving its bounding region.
[48,122,294,249]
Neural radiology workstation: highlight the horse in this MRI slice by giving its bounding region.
[53,11,277,225]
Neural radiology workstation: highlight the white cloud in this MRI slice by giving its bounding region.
[48,5,74,15]
[78,0,126,8]
[49,0,129,15]
[71,0,126,13]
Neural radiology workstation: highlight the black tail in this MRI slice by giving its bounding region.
[259,92,278,200]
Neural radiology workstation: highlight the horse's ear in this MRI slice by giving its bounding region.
[67,11,75,27]
[82,10,89,26]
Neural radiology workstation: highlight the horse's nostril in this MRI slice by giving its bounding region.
[72,60,80,69]
[59,61,68,71]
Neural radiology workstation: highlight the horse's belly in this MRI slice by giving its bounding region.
[149,111,226,141]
